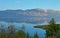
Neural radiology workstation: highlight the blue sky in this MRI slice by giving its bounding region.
[0,0,60,10]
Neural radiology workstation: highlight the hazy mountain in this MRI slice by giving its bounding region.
[0,9,60,24]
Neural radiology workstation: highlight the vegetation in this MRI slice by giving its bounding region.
[0,18,60,38]
[46,18,60,38]
[26,32,30,38]
[0,24,26,38]
[56,31,60,38]
[33,32,39,38]
[0,23,40,38]
[34,18,60,38]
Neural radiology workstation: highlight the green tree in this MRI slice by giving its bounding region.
[34,32,39,38]
[21,24,25,31]
[16,30,26,38]
[30,36,33,38]
[56,31,60,38]
[0,24,6,38]
[26,32,30,38]
[46,18,59,38]
[7,25,16,38]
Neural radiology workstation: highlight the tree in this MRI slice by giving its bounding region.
[49,18,57,35]
[21,24,25,31]
[7,25,16,38]
[34,32,39,38]
[0,24,6,38]
[26,32,30,38]
[46,18,59,38]
[56,31,60,38]
[16,30,26,38]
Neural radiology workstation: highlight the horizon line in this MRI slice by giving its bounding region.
[0,8,60,11]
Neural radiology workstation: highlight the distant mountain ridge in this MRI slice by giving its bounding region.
[0,8,60,24]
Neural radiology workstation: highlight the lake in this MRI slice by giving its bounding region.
[0,21,46,38]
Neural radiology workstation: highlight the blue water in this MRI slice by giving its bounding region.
[0,22,46,38]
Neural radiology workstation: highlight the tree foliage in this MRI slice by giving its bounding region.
[0,23,27,38]
[46,18,60,38]
[56,31,60,38]
[26,32,30,38]
[34,32,39,38]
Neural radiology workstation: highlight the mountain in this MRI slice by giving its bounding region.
[0,9,60,24]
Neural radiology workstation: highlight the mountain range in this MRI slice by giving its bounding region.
[0,8,60,24]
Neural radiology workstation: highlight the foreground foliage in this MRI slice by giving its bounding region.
[0,23,39,38]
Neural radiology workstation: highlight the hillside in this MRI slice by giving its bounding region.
[0,9,60,24]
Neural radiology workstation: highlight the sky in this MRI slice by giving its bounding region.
[0,0,60,10]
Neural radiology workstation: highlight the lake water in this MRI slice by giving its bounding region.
[0,22,46,38]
